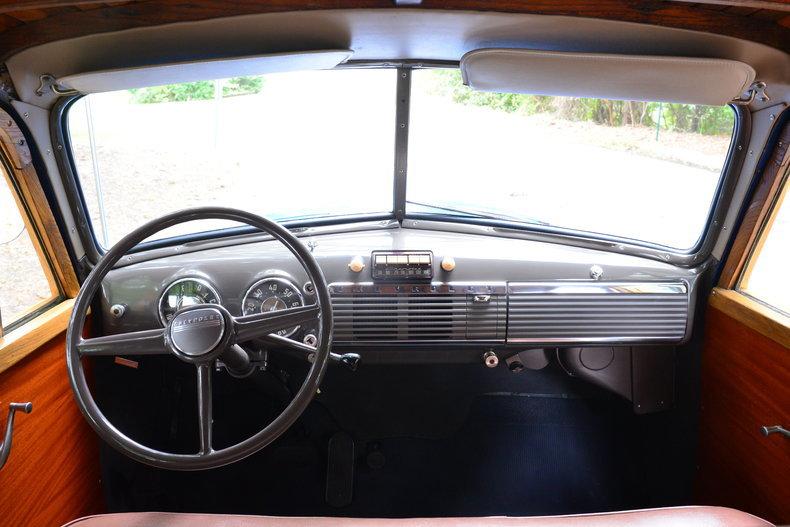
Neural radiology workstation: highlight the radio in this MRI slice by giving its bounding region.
[371,251,433,281]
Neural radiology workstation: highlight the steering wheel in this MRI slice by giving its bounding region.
[66,207,333,470]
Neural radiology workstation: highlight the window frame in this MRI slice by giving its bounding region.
[52,62,748,268]
[736,168,788,316]
[0,102,79,374]
[0,157,62,332]
[711,108,789,348]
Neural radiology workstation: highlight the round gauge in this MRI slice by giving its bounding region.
[242,277,305,338]
[158,278,221,325]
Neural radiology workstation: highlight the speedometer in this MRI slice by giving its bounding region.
[158,278,221,325]
[242,277,305,338]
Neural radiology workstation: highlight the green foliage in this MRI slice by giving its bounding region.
[131,76,265,103]
[425,69,734,136]
[222,76,264,98]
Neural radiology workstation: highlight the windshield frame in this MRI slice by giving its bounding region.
[53,61,748,268]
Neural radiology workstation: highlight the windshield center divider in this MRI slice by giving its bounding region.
[392,67,411,224]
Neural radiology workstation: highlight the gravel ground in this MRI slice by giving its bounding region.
[0,182,54,327]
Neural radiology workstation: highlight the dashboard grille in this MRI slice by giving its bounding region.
[331,285,506,343]
[507,282,689,343]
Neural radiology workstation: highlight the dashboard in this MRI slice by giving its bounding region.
[99,224,702,365]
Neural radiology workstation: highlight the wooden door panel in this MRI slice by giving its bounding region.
[696,305,790,524]
[0,331,103,527]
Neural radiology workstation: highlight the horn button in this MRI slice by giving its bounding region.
[168,306,227,359]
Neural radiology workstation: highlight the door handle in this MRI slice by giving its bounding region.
[0,402,32,471]
[760,425,790,438]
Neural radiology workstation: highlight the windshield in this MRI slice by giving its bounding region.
[67,69,396,245]
[66,67,735,250]
[408,70,735,249]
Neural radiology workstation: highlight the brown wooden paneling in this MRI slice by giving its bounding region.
[0,0,786,62]
[696,305,790,524]
[670,0,790,12]
[0,331,103,527]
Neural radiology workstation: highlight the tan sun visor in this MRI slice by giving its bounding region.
[57,49,354,93]
[460,49,756,105]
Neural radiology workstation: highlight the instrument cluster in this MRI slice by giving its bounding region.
[158,274,311,339]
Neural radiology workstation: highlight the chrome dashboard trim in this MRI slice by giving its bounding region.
[506,280,690,345]
[329,281,508,295]
[507,282,688,295]
[241,276,305,338]
[329,281,507,344]
[158,277,221,327]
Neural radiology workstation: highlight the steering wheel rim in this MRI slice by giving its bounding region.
[65,207,333,470]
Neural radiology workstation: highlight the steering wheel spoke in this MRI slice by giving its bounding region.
[196,364,213,455]
[234,304,320,342]
[77,328,168,357]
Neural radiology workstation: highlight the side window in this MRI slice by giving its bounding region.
[738,180,788,315]
[0,166,60,332]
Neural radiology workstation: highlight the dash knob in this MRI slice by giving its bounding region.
[441,256,456,272]
[348,255,366,273]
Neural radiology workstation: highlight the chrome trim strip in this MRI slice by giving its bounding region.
[329,281,507,295]
[507,281,687,295]
[508,336,684,344]
[506,280,689,345]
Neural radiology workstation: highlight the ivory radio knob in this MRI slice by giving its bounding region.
[348,255,366,273]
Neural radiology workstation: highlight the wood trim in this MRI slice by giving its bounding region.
[0,298,73,374]
[0,330,104,525]
[0,0,786,61]
[739,180,787,290]
[0,0,109,13]
[668,0,790,12]
[696,305,790,524]
[719,110,790,289]
[0,108,80,298]
[0,157,61,300]
[10,163,80,297]
[709,287,790,348]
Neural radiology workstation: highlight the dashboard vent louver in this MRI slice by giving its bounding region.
[507,282,689,344]
[330,284,506,343]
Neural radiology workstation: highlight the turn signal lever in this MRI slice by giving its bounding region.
[0,402,32,471]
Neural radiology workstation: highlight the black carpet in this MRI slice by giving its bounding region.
[96,356,692,517]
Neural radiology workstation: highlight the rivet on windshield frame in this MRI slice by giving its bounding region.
[400,123,406,128]
[23,111,28,118]
[769,114,775,121]
[737,145,742,150]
